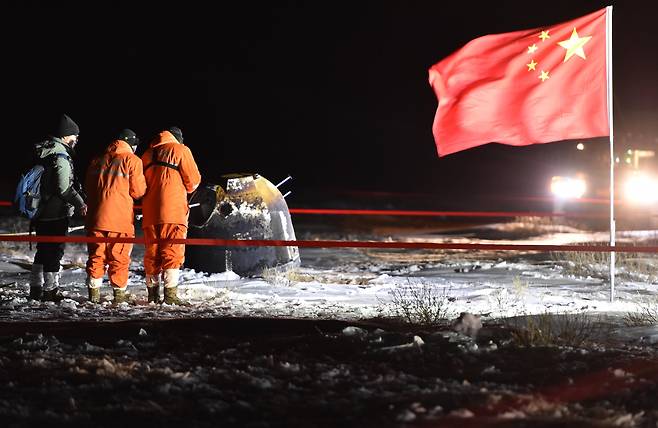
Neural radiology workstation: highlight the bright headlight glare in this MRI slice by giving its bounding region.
[550,176,586,199]
[624,173,658,204]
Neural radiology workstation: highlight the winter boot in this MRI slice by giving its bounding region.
[42,271,64,303]
[112,287,129,304]
[146,274,161,304]
[163,286,189,306]
[163,269,188,306]
[29,263,44,300]
[86,276,103,304]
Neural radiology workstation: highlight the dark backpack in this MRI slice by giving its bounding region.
[14,152,69,220]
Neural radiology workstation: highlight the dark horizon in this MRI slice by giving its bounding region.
[2,1,657,208]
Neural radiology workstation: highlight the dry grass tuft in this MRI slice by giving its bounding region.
[552,242,658,284]
[490,276,530,318]
[388,282,455,327]
[505,311,611,347]
[624,294,658,326]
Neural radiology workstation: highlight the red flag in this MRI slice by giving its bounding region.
[429,8,610,157]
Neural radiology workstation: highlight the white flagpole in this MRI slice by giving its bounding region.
[606,5,615,302]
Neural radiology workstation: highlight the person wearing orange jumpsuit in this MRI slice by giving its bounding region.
[141,127,201,304]
[84,129,146,303]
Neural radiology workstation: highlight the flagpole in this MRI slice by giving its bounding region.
[606,5,615,302]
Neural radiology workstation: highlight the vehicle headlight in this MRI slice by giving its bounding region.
[550,176,587,199]
[624,173,658,204]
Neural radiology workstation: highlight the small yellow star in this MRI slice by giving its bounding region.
[539,70,550,82]
[539,30,550,41]
[558,27,592,63]
[526,59,537,71]
[527,44,538,54]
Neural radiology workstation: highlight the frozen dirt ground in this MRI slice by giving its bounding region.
[2,214,658,427]
[3,317,658,428]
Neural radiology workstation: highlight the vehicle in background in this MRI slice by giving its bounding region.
[549,140,658,229]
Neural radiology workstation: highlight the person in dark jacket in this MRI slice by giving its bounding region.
[29,114,87,302]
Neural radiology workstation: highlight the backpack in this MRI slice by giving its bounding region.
[14,152,69,220]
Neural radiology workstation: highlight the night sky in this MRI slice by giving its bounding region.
[2,0,657,209]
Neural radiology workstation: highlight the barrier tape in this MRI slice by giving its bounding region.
[0,200,606,219]
[318,190,618,205]
[0,233,656,253]
[506,196,613,205]
[287,208,607,218]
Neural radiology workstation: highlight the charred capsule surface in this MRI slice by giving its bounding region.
[186,173,300,276]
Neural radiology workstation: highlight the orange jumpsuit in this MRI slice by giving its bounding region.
[84,140,146,287]
[141,131,201,276]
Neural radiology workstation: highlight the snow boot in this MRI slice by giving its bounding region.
[163,269,188,306]
[29,287,43,301]
[29,263,44,300]
[86,276,102,304]
[112,287,129,304]
[163,286,188,306]
[146,274,161,304]
[42,272,64,303]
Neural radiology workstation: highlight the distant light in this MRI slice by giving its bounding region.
[576,143,585,151]
[627,149,633,154]
[615,157,620,163]
[550,176,586,199]
[624,173,658,204]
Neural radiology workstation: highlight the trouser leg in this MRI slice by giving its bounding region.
[34,218,68,273]
[143,226,162,277]
[143,223,188,305]
[107,233,132,289]
[34,218,67,303]
[86,230,107,280]
[159,223,187,271]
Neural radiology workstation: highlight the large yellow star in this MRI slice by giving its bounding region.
[558,28,592,63]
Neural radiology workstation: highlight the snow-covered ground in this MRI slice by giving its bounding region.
[3,215,658,427]
[1,216,658,337]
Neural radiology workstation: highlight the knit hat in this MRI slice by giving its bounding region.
[117,128,140,151]
[54,114,80,138]
[117,128,137,143]
[168,126,183,143]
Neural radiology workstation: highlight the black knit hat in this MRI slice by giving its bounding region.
[54,114,80,138]
[168,126,183,143]
[117,128,138,144]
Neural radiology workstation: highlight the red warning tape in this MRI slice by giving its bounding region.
[0,200,608,218]
[0,234,655,253]
[0,200,617,208]
[288,208,607,218]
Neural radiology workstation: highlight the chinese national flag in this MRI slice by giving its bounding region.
[429,8,610,157]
